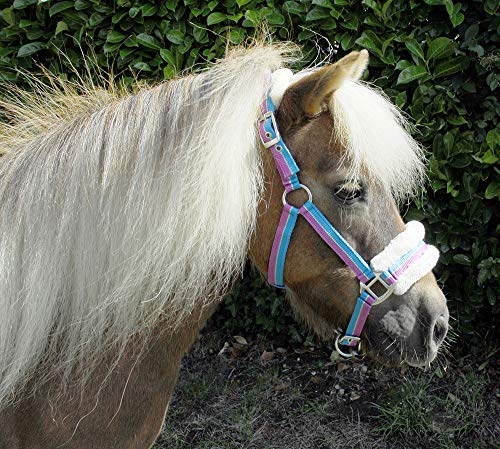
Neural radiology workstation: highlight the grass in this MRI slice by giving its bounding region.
[375,359,498,448]
[155,331,499,449]
[375,376,433,438]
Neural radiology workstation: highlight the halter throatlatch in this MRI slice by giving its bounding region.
[259,88,439,358]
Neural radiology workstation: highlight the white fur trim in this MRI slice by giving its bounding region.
[270,68,293,107]
[394,245,440,295]
[370,221,425,272]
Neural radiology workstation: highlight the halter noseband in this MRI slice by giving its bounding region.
[259,87,439,357]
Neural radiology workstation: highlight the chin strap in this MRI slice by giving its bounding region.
[259,88,439,356]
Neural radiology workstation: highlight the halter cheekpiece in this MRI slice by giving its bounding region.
[259,83,439,358]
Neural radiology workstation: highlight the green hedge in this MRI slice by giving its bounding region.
[0,0,498,341]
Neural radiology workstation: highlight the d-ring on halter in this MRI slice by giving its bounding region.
[259,87,439,358]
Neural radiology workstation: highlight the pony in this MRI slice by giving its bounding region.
[0,43,448,449]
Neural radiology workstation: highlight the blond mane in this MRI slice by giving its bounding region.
[0,43,294,407]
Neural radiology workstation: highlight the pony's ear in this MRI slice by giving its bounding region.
[280,50,369,120]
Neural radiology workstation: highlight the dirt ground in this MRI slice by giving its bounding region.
[154,329,499,449]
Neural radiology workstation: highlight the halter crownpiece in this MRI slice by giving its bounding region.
[260,75,439,358]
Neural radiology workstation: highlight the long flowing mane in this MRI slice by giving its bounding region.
[0,43,292,407]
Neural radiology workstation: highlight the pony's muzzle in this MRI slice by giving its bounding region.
[414,288,449,363]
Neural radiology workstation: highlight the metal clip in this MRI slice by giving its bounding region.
[335,334,362,358]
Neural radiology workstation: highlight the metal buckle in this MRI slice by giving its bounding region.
[360,272,395,305]
[335,334,362,358]
[258,111,281,149]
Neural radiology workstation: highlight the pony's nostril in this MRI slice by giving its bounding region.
[432,315,448,344]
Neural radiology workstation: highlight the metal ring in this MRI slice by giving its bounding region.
[282,184,312,207]
[335,334,362,358]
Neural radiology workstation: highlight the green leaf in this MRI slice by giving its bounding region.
[17,42,46,57]
[485,181,500,199]
[55,20,69,36]
[74,0,89,10]
[106,30,126,43]
[362,0,379,11]
[443,132,454,152]
[244,10,260,25]
[227,13,243,22]
[229,29,245,44]
[484,0,499,14]
[453,254,471,266]
[450,11,464,27]
[49,1,74,17]
[445,0,464,27]
[397,65,428,84]
[312,0,333,7]
[356,34,377,51]
[192,25,208,43]
[129,7,140,18]
[405,38,424,61]
[342,15,359,30]
[267,12,285,25]
[1,7,15,26]
[305,7,330,21]
[427,37,456,61]
[340,33,356,50]
[133,61,152,72]
[395,59,412,70]
[464,24,479,43]
[89,12,105,26]
[13,0,36,9]
[434,57,467,78]
[356,32,383,57]
[486,129,499,149]
[447,116,468,126]
[207,12,226,25]
[119,48,135,60]
[160,49,175,66]
[283,1,305,15]
[381,0,395,15]
[136,33,161,50]
[395,91,407,108]
[475,149,498,164]
[141,4,158,17]
[236,0,252,6]
[165,30,184,45]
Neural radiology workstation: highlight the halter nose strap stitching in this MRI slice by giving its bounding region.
[259,88,439,354]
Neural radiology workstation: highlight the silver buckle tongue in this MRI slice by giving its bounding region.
[360,272,395,305]
[258,111,281,148]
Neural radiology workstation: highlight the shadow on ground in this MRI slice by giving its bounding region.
[156,330,498,449]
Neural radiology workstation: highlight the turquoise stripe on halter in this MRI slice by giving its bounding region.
[347,293,368,332]
[274,205,299,288]
[301,201,375,283]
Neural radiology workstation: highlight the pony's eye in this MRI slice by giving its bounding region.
[333,182,364,204]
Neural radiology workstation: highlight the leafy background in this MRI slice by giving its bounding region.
[0,0,498,346]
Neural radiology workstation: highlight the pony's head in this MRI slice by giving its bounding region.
[250,50,449,366]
